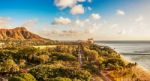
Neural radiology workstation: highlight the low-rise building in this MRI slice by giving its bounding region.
[0,43,5,48]
[77,38,94,44]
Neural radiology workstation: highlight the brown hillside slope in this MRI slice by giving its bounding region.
[0,27,43,40]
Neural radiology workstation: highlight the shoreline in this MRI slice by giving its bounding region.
[120,53,150,80]
[120,54,150,72]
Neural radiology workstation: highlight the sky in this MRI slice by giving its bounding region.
[0,0,150,40]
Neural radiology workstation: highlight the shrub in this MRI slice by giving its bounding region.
[17,47,38,62]
[19,73,36,81]
[29,65,91,81]
[0,50,16,61]
[83,63,100,74]
[103,58,125,69]
[9,76,26,81]
[37,55,49,63]
[0,59,19,73]
[48,77,72,81]
[51,52,76,61]
[83,47,99,61]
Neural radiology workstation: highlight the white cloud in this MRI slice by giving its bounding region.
[54,0,76,9]
[54,0,86,15]
[54,0,86,9]
[52,17,71,25]
[0,17,11,28]
[21,19,38,27]
[70,4,85,15]
[90,13,101,20]
[116,10,125,16]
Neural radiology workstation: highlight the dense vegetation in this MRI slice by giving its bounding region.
[0,41,140,81]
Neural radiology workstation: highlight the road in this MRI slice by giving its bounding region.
[100,71,112,81]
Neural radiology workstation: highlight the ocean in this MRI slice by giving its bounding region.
[96,41,150,70]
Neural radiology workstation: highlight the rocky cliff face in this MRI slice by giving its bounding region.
[0,27,43,40]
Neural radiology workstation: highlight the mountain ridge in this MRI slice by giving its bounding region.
[0,27,43,40]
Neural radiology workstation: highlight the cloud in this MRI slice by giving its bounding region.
[0,17,11,28]
[40,23,99,40]
[70,4,85,15]
[52,17,71,25]
[21,19,38,27]
[90,13,101,20]
[39,28,88,38]
[54,0,86,15]
[75,19,85,27]
[62,30,83,36]
[42,2,150,40]
[86,23,99,33]
[135,15,144,23]
[116,10,125,16]
[41,13,102,40]
[54,0,76,9]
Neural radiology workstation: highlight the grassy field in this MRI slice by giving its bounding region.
[33,45,57,49]
[33,45,78,49]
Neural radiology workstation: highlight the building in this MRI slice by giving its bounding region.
[87,38,94,44]
[0,43,5,48]
[77,38,94,44]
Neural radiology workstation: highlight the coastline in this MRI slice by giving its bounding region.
[120,54,150,71]
[120,54,150,80]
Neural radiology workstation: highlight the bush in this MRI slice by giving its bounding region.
[29,65,91,81]
[55,45,77,54]
[83,63,100,74]
[17,47,38,62]
[37,55,49,63]
[0,59,19,73]
[48,77,72,81]
[51,52,76,61]
[19,73,36,81]
[103,58,125,69]
[9,76,26,81]
[83,47,99,61]
[9,73,36,81]
[0,50,16,61]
